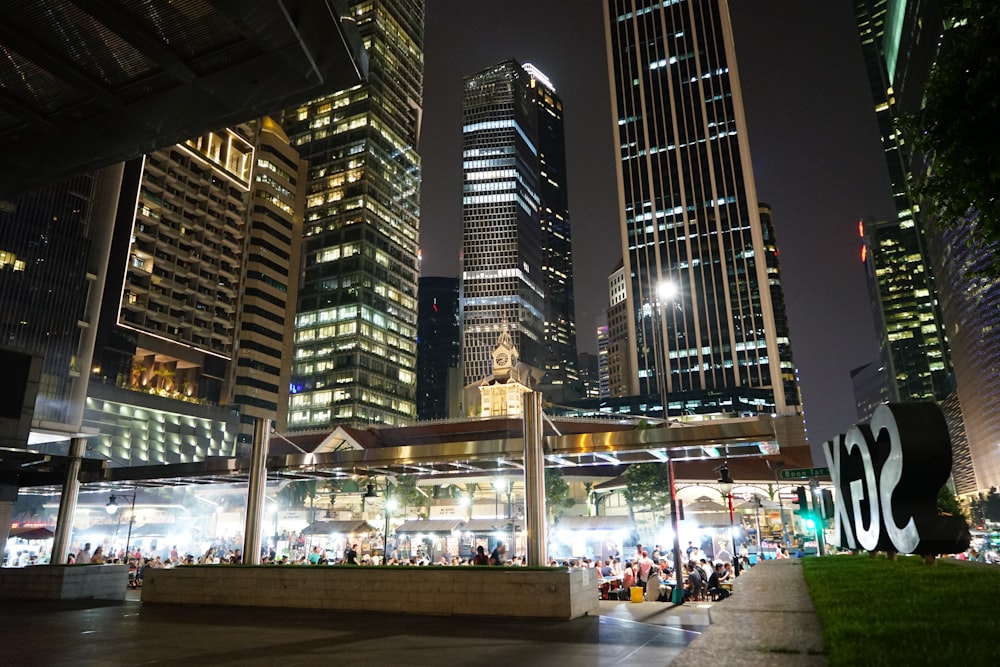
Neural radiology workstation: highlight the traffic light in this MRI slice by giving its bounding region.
[793,486,808,514]
[821,489,835,519]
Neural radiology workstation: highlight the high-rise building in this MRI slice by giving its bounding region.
[853,0,993,492]
[604,261,633,398]
[416,276,461,420]
[596,324,611,399]
[460,59,579,400]
[603,0,801,419]
[282,0,424,431]
[85,120,304,461]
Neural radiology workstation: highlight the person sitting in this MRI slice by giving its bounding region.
[644,568,662,601]
[472,545,490,565]
[90,546,106,564]
[707,562,731,600]
[684,562,704,601]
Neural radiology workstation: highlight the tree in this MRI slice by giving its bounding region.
[544,468,574,520]
[622,462,673,517]
[936,485,967,523]
[393,475,426,516]
[969,486,1000,525]
[902,0,1000,276]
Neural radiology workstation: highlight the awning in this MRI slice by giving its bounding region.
[555,516,633,532]
[301,520,374,536]
[394,519,463,535]
[129,523,183,537]
[9,526,54,540]
[460,519,524,533]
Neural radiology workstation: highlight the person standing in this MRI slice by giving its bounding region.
[489,542,506,566]
[75,543,92,565]
[345,543,359,565]
[472,545,490,565]
[636,550,654,587]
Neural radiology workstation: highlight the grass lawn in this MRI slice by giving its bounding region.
[803,555,1000,666]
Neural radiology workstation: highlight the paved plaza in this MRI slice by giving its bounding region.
[0,561,821,666]
[0,594,710,666]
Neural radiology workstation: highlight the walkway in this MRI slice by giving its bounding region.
[0,560,821,665]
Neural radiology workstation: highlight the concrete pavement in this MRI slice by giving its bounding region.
[0,559,822,666]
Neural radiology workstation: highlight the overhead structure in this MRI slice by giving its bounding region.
[0,0,366,197]
[1,414,811,493]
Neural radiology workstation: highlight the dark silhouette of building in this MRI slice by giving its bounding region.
[416,277,460,420]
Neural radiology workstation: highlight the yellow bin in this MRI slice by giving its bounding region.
[630,586,644,603]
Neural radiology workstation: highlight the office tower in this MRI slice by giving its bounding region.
[0,167,123,438]
[859,218,951,401]
[596,324,611,399]
[603,0,801,418]
[854,0,990,492]
[416,276,461,420]
[230,119,306,438]
[84,120,304,462]
[283,0,424,431]
[605,261,633,398]
[577,352,601,399]
[461,59,579,398]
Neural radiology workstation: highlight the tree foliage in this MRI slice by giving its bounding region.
[902,0,1000,275]
[622,462,672,513]
[544,468,574,518]
[393,475,426,514]
[969,486,1000,525]
[936,485,967,522]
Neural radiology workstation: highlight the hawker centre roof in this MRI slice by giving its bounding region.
[5,413,813,494]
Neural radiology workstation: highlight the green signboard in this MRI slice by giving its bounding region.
[779,467,830,480]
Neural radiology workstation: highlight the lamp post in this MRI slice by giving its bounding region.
[383,496,397,564]
[655,278,685,603]
[107,486,138,560]
[717,463,737,574]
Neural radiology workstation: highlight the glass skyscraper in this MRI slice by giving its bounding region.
[461,60,578,396]
[603,0,800,418]
[283,0,424,430]
[853,0,989,493]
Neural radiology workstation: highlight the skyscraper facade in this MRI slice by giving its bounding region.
[853,0,994,492]
[416,276,460,420]
[461,60,579,396]
[283,0,424,431]
[603,0,801,418]
[84,119,304,461]
[854,0,953,404]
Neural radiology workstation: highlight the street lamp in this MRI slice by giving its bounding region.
[383,496,397,564]
[106,495,119,515]
[717,463,737,573]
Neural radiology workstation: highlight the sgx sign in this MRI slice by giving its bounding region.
[821,402,970,555]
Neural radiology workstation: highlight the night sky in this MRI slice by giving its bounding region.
[419,1,896,450]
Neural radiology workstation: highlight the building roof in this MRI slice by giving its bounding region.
[0,0,366,197]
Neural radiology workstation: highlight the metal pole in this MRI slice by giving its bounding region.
[667,458,684,604]
[243,418,271,565]
[51,437,87,565]
[124,486,137,559]
[522,391,546,567]
[727,492,738,575]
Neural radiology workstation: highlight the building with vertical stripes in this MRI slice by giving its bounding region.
[603,0,801,420]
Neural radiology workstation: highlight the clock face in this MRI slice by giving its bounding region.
[494,352,509,366]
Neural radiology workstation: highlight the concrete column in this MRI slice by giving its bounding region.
[243,418,270,565]
[522,392,546,567]
[51,437,87,565]
[0,483,18,564]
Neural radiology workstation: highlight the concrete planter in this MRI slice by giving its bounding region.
[0,564,128,601]
[143,565,599,620]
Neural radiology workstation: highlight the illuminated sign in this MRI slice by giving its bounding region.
[822,402,970,555]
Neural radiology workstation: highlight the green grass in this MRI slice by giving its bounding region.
[803,555,1000,666]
